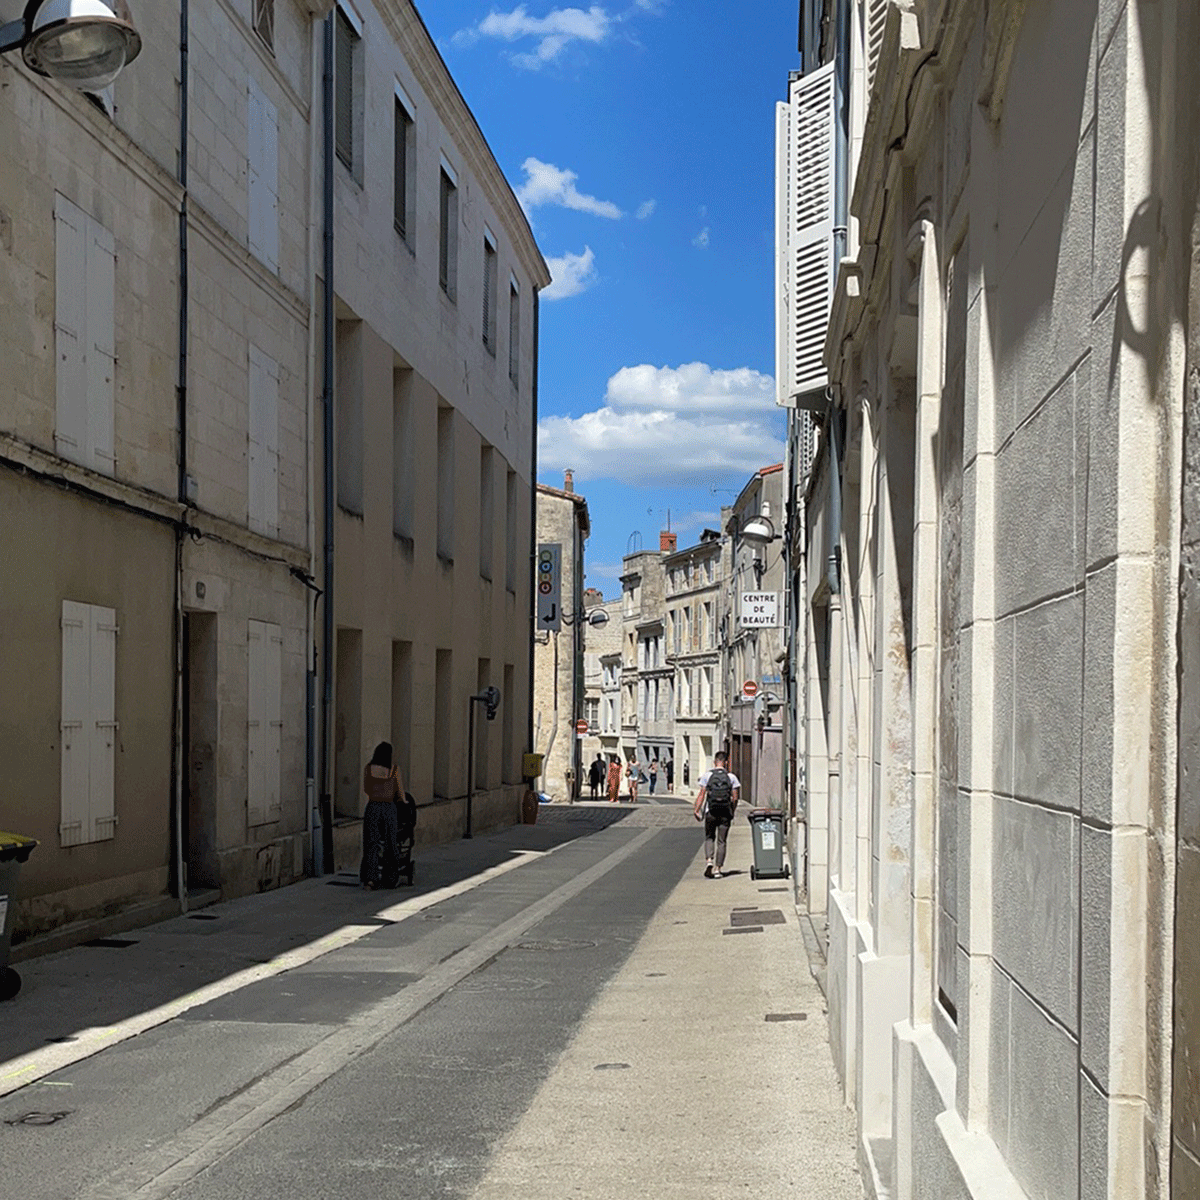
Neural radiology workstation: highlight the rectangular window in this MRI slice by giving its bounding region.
[393,368,413,540]
[336,319,363,514]
[248,345,280,537]
[434,648,452,798]
[482,234,498,353]
[586,698,599,729]
[394,94,414,242]
[60,600,118,846]
[505,469,517,592]
[55,195,115,476]
[247,619,283,826]
[439,167,458,300]
[437,404,455,561]
[508,280,520,386]
[247,79,279,271]
[391,640,412,788]
[704,601,714,648]
[253,0,274,52]
[479,444,494,580]
[335,6,358,172]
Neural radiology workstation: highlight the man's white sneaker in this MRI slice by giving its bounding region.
[704,862,714,879]
[712,868,724,878]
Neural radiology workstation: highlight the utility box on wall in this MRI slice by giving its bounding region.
[522,752,544,779]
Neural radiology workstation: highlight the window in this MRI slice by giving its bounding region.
[394,90,414,242]
[505,469,517,592]
[247,620,283,826]
[253,0,274,52]
[508,280,520,387]
[482,233,498,353]
[247,79,279,271]
[60,600,118,846]
[479,445,494,579]
[248,346,280,537]
[439,166,458,300]
[336,319,363,514]
[393,368,413,540]
[437,404,455,561]
[335,6,359,173]
[704,601,714,648]
[586,699,599,729]
[55,194,115,476]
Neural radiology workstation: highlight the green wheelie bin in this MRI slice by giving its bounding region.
[0,833,37,1001]
[747,809,789,881]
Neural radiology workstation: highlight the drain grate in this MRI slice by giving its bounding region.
[187,913,219,921]
[515,938,597,952]
[82,938,138,948]
[765,1012,809,1022]
[730,909,786,927]
[594,1063,630,1071]
[723,926,763,935]
[759,887,789,893]
[326,880,361,887]
[5,1111,71,1127]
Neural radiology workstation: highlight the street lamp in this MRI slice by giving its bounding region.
[464,686,501,840]
[1,1,142,91]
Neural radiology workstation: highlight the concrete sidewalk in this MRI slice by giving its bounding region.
[0,802,862,1197]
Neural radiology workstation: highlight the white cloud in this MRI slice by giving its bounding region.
[517,158,623,219]
[539,362,783,487]
[455,5,611,68]
[543,246,597,300]
[635,198,656,220]
[692,226,710,249]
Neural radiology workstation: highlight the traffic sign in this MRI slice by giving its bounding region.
[537,544,562,630]
[575,718,589,736]
[742,680,759,699]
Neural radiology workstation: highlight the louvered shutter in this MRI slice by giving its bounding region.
[867,0,888,95]
[394,99,408,239]
[89,606,118,842]
[248,82,263,261]
[247,621,267,826]
[483,244,493,349]
[335,10,354,168]
[54,196,88,466]
[787,62,837,403]
[248,81,279,271]
[86,221,116,475]
[264,625,283,823]
[60,601,91,847]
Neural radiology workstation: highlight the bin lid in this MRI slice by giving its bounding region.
[0,833,38,864]
[747,808,785,821]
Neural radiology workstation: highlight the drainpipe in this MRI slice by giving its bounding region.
[832,0,850,271]
[527,294,540,788]
[317,12,335,873]
[169,0,190,914]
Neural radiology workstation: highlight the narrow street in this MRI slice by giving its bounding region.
[0,804,861,1199]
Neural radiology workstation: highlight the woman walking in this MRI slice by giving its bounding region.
[360,741,407,889]
[605,756,622,803]
[626,757,641,803]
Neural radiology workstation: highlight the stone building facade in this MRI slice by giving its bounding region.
[782,1,1197,1198]
[0,0,545,949]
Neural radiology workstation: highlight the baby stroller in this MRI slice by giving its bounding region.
[381,792,416,888]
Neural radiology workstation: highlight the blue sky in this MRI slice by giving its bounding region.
[423,2,799,598]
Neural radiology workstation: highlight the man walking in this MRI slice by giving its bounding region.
[693,752,740,878]
[588,755,604,799]
[648,759,658,794]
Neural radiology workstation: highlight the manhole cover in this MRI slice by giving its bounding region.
[5,1111,71,1127]
[765,1012,808,1022]
[515,939,597,952]
[730,909,785,927]
[723,926,762,935]
[594,1063,630,1071]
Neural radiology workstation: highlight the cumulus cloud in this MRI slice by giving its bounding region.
[635,198,656,220]
[538,362,784,487]
[517,158,622,219]
[455,5,610,68]
[543,246,597,300]
[692,226,710,249]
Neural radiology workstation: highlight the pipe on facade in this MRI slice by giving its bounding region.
[169,0,190,914]
[528,293,540,779]
[317,12,335,873]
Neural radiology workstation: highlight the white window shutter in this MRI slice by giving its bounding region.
[248,80,278,271]
[86,221,117,476]
[248,346,279,536]
[247,621,267,826]
[247,82,263,261]
[265,626,283,822]
[787,62,837,403]
[54,196,88,466]
[774,100,792,408]
[89,606,118,841]
[60,600,91,847]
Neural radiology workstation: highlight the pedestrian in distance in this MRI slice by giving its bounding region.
[606,755,623,803]
[360,741,410,890]
[648,759,658,794]
[626,757,641,803]
[664,758,674,792]
[588,755,604,799]
[693,751,741,878]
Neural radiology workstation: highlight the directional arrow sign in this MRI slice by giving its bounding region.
[537,544,562,631]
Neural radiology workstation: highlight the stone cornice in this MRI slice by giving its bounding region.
[824,257,864,377]
[379,2,550,290]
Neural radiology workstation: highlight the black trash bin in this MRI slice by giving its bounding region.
[0,833,37,1001]
[747,809,789,881]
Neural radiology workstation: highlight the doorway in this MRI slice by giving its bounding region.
[183,612,220,893]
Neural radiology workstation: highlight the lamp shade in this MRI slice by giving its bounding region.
[741,515,776,545]
[22,0,141,91]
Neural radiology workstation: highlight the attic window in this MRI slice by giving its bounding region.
[254,0,274,53]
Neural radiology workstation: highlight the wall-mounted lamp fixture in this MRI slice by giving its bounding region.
[741,501,778,547]
[1,1,142,91]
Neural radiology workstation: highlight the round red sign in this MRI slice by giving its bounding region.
[575,718,589,735]
[742,680,759,699]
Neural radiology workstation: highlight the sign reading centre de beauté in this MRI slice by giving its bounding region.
[537,544,562,631]
[740,592,779,628]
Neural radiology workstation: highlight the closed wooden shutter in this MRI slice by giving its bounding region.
[248,620,282,826]
[248,79,279,271]
[86,219,116,475]
[394,99,409,239]
[89,606,118,841]
[55,197,88,467]
[335,10,355,169]
[248,345,280,537]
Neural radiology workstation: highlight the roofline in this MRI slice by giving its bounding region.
[536,483,590,536]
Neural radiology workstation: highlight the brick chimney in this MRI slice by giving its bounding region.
[660,530,677,553]
[563,469,574,494]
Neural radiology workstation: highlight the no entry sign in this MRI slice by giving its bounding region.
[742,680,759,699]
[575,718,589,736]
